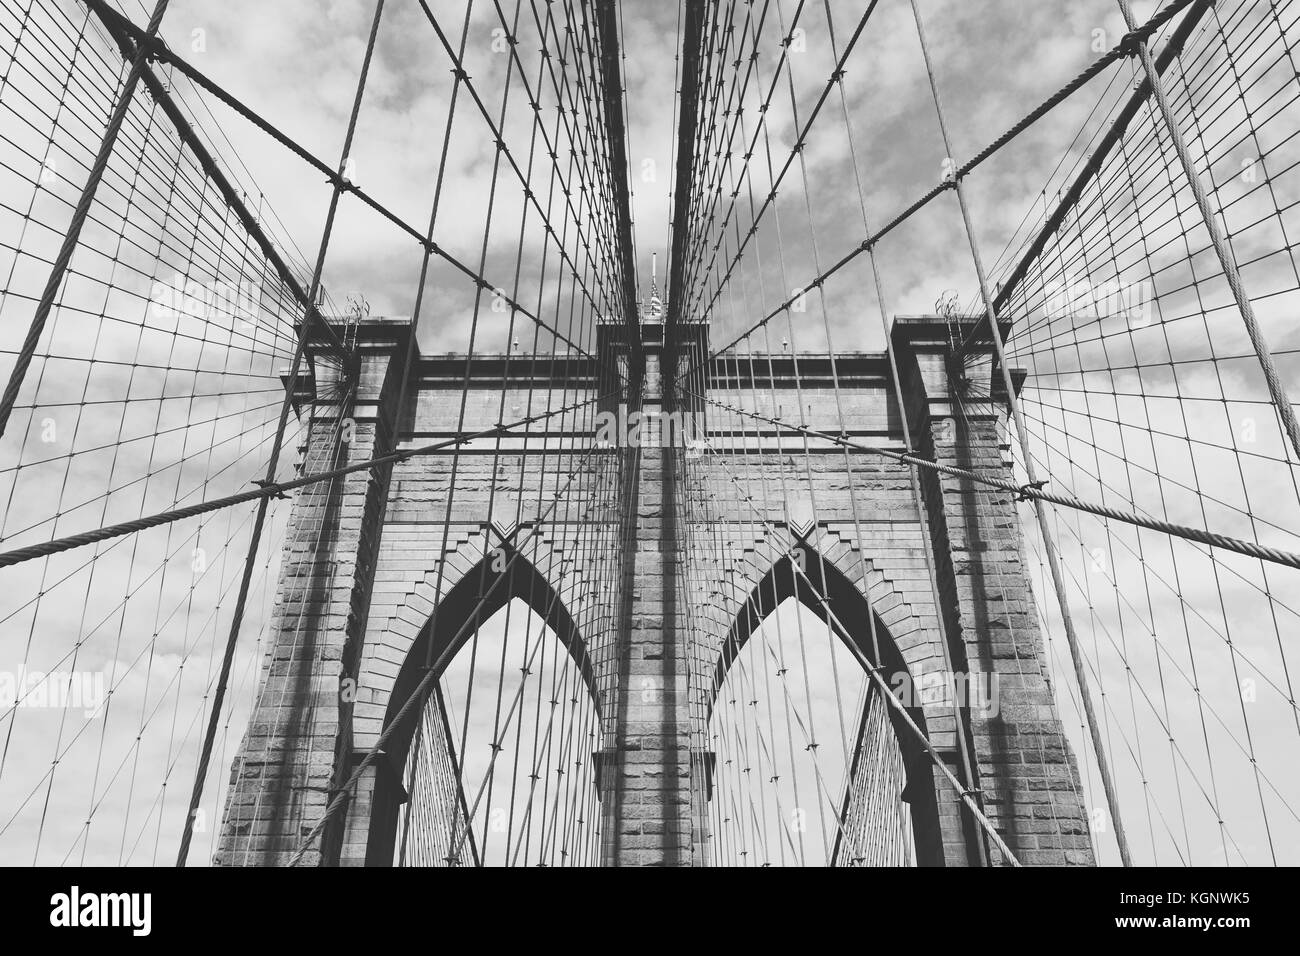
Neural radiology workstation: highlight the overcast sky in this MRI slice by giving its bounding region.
[1,0,1297,867]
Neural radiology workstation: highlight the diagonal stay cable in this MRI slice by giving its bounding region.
[1116,0,1300,466]
[0,0,172,439]
[415,0,624,350]
[282,432,617,866]
[0,393,607,570]
[673,0,1199,386]
[172,0,391,866]
[81,0,347,354]
[690,390,1300,572]
[80,0,599,365]
[687,424,1022,865]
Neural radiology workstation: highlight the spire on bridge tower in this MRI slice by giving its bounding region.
[644,251,664,321]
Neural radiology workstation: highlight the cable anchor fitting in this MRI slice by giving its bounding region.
[138,34,167,62]
[1015,479,1048,502]
[252,478,290,500]
[1117,31,1145,58]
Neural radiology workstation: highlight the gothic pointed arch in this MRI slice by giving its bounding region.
[362,544,598,864]
[708,545,946,866]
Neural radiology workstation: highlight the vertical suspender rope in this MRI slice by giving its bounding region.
[1114,0,1300,468]
[175,0,390,866]
[1116,0,1278,866]
[820,0,992,866]
[907,0,1134,866]
[0,0,171,439]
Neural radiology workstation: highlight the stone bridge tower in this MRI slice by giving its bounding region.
[214,313,1094,867]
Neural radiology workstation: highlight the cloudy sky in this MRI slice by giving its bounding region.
[1,0,1297,867]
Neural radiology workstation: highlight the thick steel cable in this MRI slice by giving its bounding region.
[974,0,1215,341]
[821,0,998,863]
[418,0,615,864]
[283,433,613,866]
[450,0,540,867]
[387,3,477,863]
[1001,0,1300,861]
[0,0,171,439]
[1116,0,1300,468]
[0,394,602,567]
[1000,11,1294,353]
[693,391,1300,572]
[907,0,1133,866]
[0,0,312,863]
[690,429,1022,865]
[80,0,599,366]
[175,0,390,866]
[765,0,869,855]
[416,0,517,820]
[1033,190,1159,861]
[676,0,1200,384]
[78,0,347,355]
